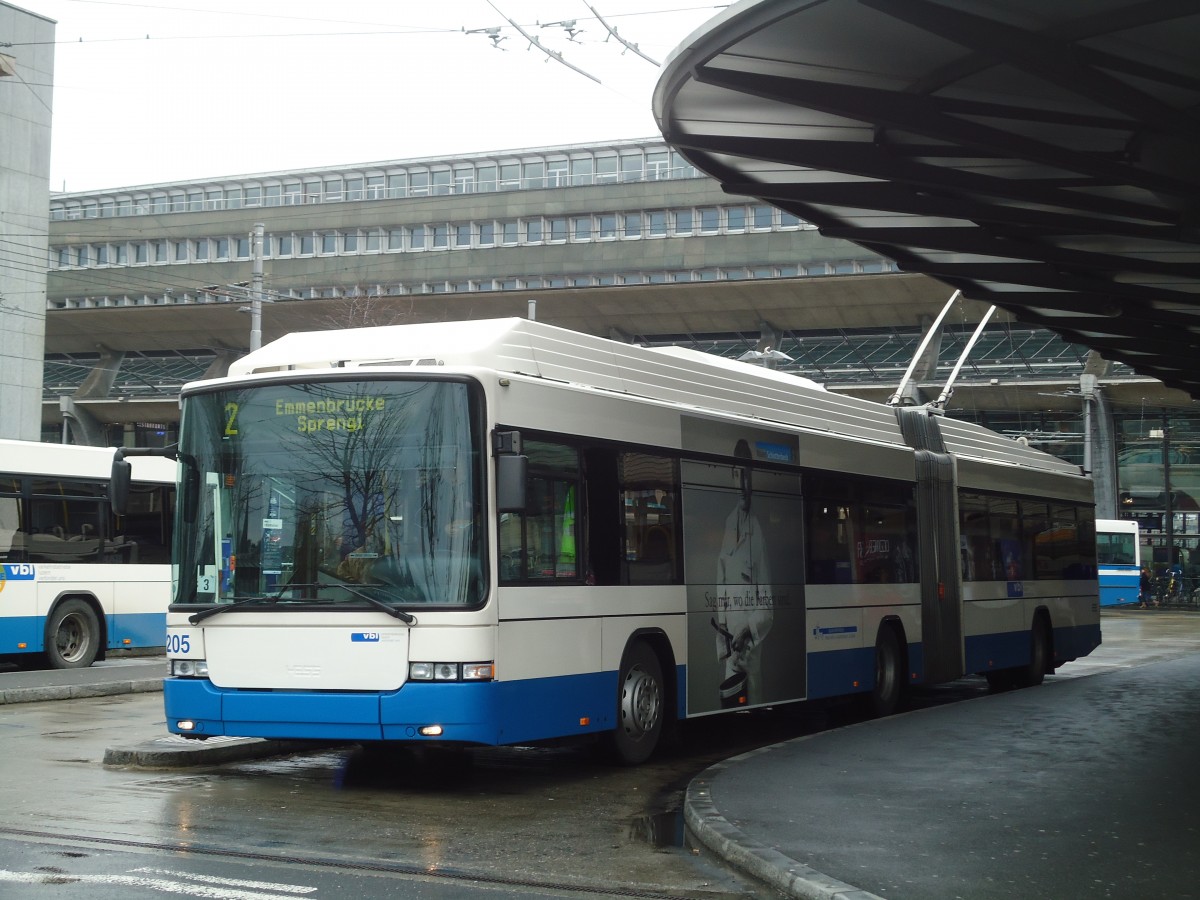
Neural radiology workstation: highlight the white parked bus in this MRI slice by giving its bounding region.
[1096,518,1141,607]
[145,319,1099,762]
[0,439,175,668]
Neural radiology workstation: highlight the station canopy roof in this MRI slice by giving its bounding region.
[653,0,1200,398]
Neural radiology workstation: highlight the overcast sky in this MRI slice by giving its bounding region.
[18,0,724,192]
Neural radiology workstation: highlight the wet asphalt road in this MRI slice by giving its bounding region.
[0,611,1197,899]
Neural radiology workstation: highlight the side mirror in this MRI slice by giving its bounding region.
[495,453,528,513]
[109,457,132,516]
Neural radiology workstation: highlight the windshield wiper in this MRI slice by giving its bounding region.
[334,584,416,624]
[187,594,281,624]
[185,574,302,624]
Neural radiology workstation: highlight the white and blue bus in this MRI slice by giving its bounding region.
[0,439,175,668]
[142,319,1099,762]
[1096,518,1141,607]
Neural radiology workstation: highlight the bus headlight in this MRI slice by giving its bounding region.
[408,661,493,682]
[170,659,209,678]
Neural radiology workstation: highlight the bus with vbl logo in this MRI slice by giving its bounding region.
[1,439,175,668]
[114,319,1100,763]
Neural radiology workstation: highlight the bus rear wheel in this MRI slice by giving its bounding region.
[869,626,905,717]
[606,642,664,766]
[45,599,100,670]
[1014,617,1050,688]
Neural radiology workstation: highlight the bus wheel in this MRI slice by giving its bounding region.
[1015,617,1050,688]
[607,642,664,766]
[45,599,100,670]
[870,626,904,717]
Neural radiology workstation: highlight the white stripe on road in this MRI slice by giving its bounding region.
[0,869,317,899]
[131,868,319,894]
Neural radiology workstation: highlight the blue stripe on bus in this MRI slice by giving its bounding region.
[107,612,166,650]
[0,616,42,654]
[1099,568,1140,607]
[166,663,691,743]
[965,622,1102,674]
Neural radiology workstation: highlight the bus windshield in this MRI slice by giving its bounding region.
[174,378,483,610]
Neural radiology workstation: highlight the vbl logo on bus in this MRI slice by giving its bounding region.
[0,564,36,592]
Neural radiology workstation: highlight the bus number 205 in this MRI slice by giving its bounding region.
[166,633,192,654]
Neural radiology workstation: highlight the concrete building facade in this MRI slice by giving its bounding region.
[0,1,53,440]
[38,137,1200,570]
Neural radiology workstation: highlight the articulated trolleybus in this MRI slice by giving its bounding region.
[148,319,1099,763]
[1,439,175,668]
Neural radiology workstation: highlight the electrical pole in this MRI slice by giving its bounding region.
[250,223,265,351]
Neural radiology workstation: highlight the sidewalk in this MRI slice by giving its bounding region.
[0,655,165,705]
[684,653,1200,900]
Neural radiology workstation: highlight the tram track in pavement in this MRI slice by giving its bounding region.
[0,824,758,900]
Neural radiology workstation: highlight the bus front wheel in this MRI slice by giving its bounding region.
[45,599,100,670]
[606,642,664,766]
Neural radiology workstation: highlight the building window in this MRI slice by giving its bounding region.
[193,240,208,261]
[598,214,617,239]
[432,170,452,196]
[277,235,293,256]
[524,161,545,189]
[573,216,592,241]
[699,207,719,232]
[674,210,693,235]
[547,159,569,187]
[726,206,746,231]
[454,224,473,248]
[265,184,282,206]
[432,224,449,249]
[323,179,342,202]
[216,238,230,260]
[453,166,474,193]
[75,246,89,266]
[499,163,521,190]
[526,219,543,242]
[236,237,250,258]
[549,218,568,241]
[501,220,519,244]
[570,157,593,186]
[477,165,497,192]
[321,233,336,254]
[623,213,642,238]
[780,211,801,227]
[343,232,359,252]
[299,234,315,255]
[478,222,495,246]
[408,226,426,250]
[409,171,429,196]
[648,211,667,237]
[387,173,407,198]
[752,205,774,229]
[174,241,188,261]
[366,175,385,199]
[134,243,147,264]
[366,229,382,252]
[387,229,403,250]
[345,177,364,201]
[55,247,69,267]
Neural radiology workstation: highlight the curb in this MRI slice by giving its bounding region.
[684,742,883,900]
[0,678,163,706]
[103,735,331,768]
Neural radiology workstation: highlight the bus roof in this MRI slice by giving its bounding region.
[221,317,1083,482]
[0,438,174,484]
